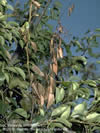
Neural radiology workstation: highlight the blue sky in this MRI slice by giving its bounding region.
[60,0,100,37]
[59,0,100,73]
[13,0,100,37]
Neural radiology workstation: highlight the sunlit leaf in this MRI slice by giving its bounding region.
[86,112,100,122]
[56,87,65,104]
[51,105,67,117]
[15,67,26,80]
[39,108,45,116]
[71,102,87,117]
[61,106,71,119]
[55,118,72,128]
[14,108,27,118]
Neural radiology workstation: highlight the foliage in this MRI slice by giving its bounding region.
[0,0,100,133]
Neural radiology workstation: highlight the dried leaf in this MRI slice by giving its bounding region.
[37,83,45,96]
[68,4,75,16]
[44,88,48,100]
[50,64,53,71]
[32,0,41,8]
[40,95,44,106]
[32,83,40,99]
[31,41,37,52]
[57,48,60,59]
[52,56,58,75]
[59,37,62,47]
[50,76,55,91]
[47,93,54,108]
[58,47,63,58]
[52,63,58,75]
[31,64,44,77]
[50,38,54,54]
[58,26,63,33]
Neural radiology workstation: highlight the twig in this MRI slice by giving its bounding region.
[35,0,52,30]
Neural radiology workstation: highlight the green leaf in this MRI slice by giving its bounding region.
[94,34,100,37]
[39,108,45,116]
[0,46,11,60]
[4,72,9,83]
[69,75,80,81]
[4,32,12,41]
[61,106,71,119]
[9,78,29,89]
[74,40,82,48]
[19,40,24,48]
[20,97,32,112]
[54,1,62,8]
[14,108,27,118]
[61,81,71,87]
[6,4,14,10]
[95,28,100,32]
[0,36,5,45]
[79,87,90,99]
[0,0,7,6]
[6,66,17,73]
[74,56,87,65]
[8,21,19,27]
[72,82,79,90]
[0,15,8,21]
[71,102,87,118]
[85,80,97,87]
[96,60,100,64]
[6,67,26,80]
[56,87,65,104]
[92,126,100,132]
[0,72,5,82]
[51,105,67,117]
[86,112,100,122]
[0,100,9,115]
[14,67,26,80]
[55,118,72,128]
[50,122,64,129]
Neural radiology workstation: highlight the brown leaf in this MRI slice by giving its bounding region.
[31,82,40,99]
[44,87,49,100]
[59,37,62,47]
[23,35,27,43]
[37,83,45,96]
[31,41,37,52]
[44,73,48,81]
[58,47,63,58]
[58,26,63,33]
[57,47,60,59]
[52,56,58,75]
[31,63,44,77]
[50,63,53,71]
[50,76,55,91]
[47,93,54,108]
[68,4,75,16]
[50,38,54,54]
[40,95,44,106]
[32,0,41,8]
[52,63,58,75]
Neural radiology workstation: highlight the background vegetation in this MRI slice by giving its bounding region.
[0,0,100,132]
